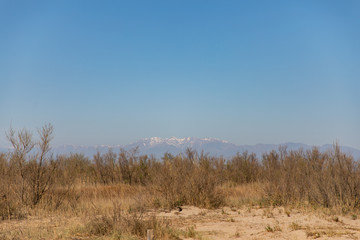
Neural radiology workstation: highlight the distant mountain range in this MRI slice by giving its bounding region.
[1,137,360,160]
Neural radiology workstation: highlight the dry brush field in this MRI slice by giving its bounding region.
[1,126,360,239]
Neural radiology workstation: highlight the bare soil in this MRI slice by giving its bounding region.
[1,206,360,239]
[157,206,360,239]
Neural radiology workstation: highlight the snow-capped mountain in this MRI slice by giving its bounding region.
[121,138,360,160]
[129,137,230,148]
[124,137,236,157]
[1,138,360,160]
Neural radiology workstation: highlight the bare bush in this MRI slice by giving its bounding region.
[261,144,360,209]
[3,124,360,224]
[4,124,57,208]
[152,149,224,208]
[227,151,260,184]
[82,206,175,238]
[94,150,118,184]
[6,127,35,205]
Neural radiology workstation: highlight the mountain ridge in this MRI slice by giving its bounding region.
[1,137,360,160]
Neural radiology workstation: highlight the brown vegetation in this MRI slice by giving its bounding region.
[1,125,360,239]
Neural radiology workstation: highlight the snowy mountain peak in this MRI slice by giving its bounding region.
[140,137,190,147]
[148,137,163,146]
[135,137,228,148]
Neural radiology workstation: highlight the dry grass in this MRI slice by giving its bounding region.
[2,127,360,239]
[220,182,266,208]
[2,185,360,239]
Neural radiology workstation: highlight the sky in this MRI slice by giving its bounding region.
[1,0,359,149]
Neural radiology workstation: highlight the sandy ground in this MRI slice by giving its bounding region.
[1,206,360,239]
[157,206,360,239]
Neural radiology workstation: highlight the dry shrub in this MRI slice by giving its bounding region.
[0,194,24,221]
[226,151,261,184]
[4,124,57,208]
[118,148,154,186]
[79,183,142,199]
[86,215,114,236]
[3,124,360,225]
[262,144,360,210]
[151,150,224,208]
[221,182,265,207]
[82,205,178,239]
[0,153,24,220]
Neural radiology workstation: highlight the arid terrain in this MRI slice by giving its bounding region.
[1,182,360,240]
[2,126,360,239]
[2,203,360,239]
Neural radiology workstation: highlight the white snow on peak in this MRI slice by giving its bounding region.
[148,137,164,146]
[135,137,230,148]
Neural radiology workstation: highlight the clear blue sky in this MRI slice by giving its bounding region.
[1,0,359,148]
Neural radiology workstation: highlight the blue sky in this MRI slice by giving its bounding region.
[1,0,359,148]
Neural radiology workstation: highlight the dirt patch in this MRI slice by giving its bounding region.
[155,206,360,239]
[1,206,360,239]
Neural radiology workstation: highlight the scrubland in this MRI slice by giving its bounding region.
[1,125,360,239]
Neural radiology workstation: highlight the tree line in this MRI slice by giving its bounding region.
[1,124,359,220]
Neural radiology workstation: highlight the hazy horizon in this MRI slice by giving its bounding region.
[1,136,359,154]
[1,1,359,149]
